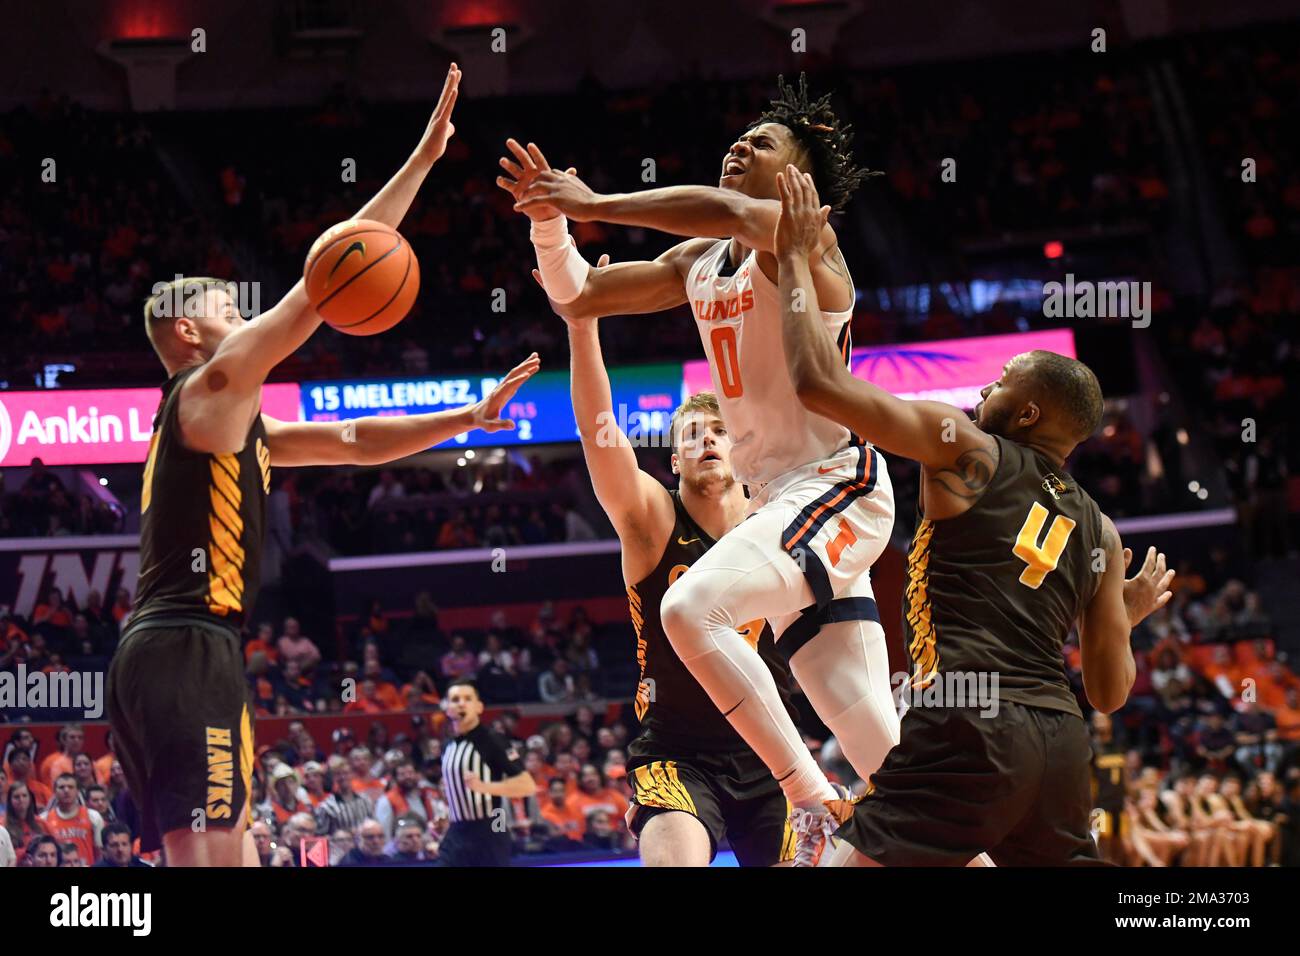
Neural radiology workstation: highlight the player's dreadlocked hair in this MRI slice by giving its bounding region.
[751,73,880,212]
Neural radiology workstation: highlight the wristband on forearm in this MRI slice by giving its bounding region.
[530,216,589,304]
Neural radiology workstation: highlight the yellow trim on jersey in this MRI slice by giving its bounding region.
[628,584,651,721]
[256,437,272,494]
[632,761,698,816]
[239,704,254,830]
[140,432,160,514]
[905,518,939,688]
[780,798,796,862]
[206,454,246,616]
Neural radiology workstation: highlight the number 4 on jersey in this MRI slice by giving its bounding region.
[1012,501,1076,589]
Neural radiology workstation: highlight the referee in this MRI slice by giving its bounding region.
[438,680,534,866]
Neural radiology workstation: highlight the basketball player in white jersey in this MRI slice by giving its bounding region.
[500,75,898,861]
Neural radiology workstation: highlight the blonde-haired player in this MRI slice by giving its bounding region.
[552,256,800,866]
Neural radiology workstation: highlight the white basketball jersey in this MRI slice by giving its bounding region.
[685,239,854,486]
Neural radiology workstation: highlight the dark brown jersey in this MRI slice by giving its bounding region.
[627,491,798,751]
[131,366,271,632]
[903,435,1102,718]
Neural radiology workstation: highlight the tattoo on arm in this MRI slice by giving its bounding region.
[927,448,996,500]
[820,245,849,283]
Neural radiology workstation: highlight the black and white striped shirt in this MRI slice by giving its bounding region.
[441,724,524,823]
[315,789,372,836]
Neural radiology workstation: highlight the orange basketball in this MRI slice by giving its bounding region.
[303,219,419,335]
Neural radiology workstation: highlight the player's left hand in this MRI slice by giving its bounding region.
[774,164,830,259]
[469,353,542,432]
[414,62,461,166]
[1121,546,1175,628]
[514,168,601,221]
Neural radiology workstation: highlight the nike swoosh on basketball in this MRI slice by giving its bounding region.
[677,536,701,546]
[326,240,367,286]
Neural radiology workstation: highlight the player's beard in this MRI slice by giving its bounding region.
[683,467,735,497]
[978,402,1016,439]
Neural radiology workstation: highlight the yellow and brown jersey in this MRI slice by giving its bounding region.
[626,491,797,751]
[132,366,271,633]
[1091,745,1126,812]
[903,435,1102,718]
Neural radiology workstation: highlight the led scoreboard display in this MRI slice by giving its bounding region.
[300,363,683,450]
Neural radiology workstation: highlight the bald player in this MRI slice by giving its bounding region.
[772,166,1174,865]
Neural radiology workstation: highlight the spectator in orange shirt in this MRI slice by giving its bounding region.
[524,751,556,795]
[39,723,84,788]
[363,660,404,711]
[571,764,629,824]
[401,671,442,712]
[244,622,279,666]
[93,731,117,787]
[32,587,74,631]
[7,749,52,811]
[343,679,386,715]
[261,763,311,827]
[553,751,580,796]
[5,781,49,865]
[348,747,386,804]
[42,774,103,866]
[538,777,586,846]
[247,653,276,715]
[110,588,133,626]
[1,612,29,658]
[300,761,330,807]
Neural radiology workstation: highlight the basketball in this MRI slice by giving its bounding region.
[303,219,420,335]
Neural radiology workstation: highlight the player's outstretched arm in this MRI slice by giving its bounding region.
[497,140,708,319]
[511,151,827,257]
[182,65,462,453]
[556,257,674,543]
[1078,517,1174,713]
[261,352,539,467]
[775,167,994,475]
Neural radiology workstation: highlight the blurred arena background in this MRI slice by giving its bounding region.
[1,0,1298,868]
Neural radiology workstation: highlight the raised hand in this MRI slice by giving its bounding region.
[414,63,461,167]
[497,140,580,221]
[1122,546,1175,628]
[774,164,830,260]
[500,139,600,221]
[469,353,542,432]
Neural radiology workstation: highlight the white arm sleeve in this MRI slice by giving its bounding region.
[530,216,590,304]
